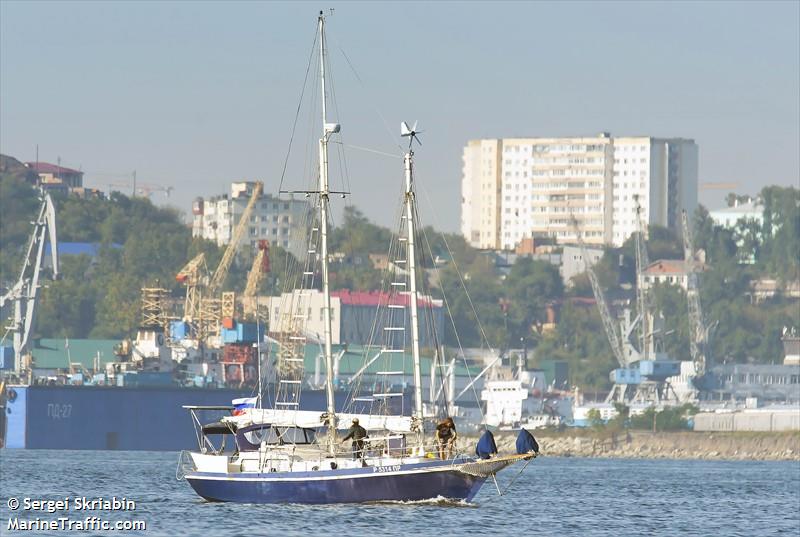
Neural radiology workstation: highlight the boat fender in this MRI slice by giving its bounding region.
[312,466,319,471]
[7,389,16,402]
[270,468,277,473]
[516,428,539,455]
[475,429,498,460]
[330,462,338,470]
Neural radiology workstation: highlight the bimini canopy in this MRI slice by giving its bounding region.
[222,408,414,433]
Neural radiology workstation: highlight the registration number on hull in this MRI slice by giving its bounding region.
[373,465,401,473]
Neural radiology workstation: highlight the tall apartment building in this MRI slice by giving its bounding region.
[192,182,310,260]
[611,137,698,247]
[461,134,698,249]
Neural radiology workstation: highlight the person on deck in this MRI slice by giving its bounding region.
[436,417,458,460]
[341,418,368,461]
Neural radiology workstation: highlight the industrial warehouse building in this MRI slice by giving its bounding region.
[263,289,445,348]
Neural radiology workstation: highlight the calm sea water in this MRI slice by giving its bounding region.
[1,450,798,536]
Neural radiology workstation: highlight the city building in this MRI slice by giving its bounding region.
[461,139,502,249]
[25,161,84,189]
[709,199,764,229]
[610,137,698,247]
[263,289,444,348]
[560,245,604,286]
[191,182,309,260]
[460,134,698,250]
[710,364,800,403]
[709,199,765,264]
[640,259,691,291]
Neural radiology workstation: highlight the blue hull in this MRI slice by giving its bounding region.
[3,385,378,450]
[186,460,486,504]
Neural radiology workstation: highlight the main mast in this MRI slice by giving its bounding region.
[404,146,425,453]
[317,11,337,454]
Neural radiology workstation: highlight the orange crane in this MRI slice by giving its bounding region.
[175,253,208,324]
[243,240,270,317]
[207,182,263,294]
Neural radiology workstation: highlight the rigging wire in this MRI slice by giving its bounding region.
[330,142,402,159]
[277,26,319,195]
[415,184,488,423]
[334,41,404,155]
[410,204,452,419]
[418,183,496,353]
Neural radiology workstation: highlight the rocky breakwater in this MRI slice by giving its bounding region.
[462,431,800,461]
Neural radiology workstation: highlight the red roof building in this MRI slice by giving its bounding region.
[640,259,706,291]
[332,289,442,309]
[25,161,84,188]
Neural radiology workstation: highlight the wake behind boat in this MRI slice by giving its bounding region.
[178,11,538,505]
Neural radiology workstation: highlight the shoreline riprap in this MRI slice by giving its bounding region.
[459,431,800,461]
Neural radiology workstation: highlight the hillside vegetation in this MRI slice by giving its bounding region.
[1,160,798,390]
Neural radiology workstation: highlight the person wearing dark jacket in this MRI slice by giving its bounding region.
[435,417,458,460]
[341,418,368,460]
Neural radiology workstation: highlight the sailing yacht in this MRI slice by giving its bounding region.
[179,12,537,505]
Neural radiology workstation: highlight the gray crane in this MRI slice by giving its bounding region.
[1,192,59,373]
[681,210,715,389]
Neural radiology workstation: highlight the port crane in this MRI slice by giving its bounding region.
[570,216,641,403]
[572,200,680,405]
[207,182,263,295]
[1,192,59,373]
[681,210,715,392]
[175,181,264,340]
[175,253,208,327]
[571,216,628,369]
[243,240,270,317]
[633,197,651,360]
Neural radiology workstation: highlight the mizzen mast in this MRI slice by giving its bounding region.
[401,122,425,453]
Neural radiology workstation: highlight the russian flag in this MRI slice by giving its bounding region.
[232,397,257,416]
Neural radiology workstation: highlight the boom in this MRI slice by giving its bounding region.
[176,253,207,323]
[571,217,627,368]
[681,210,709,377]
[1,192,58,372]
[633,196,650,359]
[208,182,263,294]
[243,240,270,299]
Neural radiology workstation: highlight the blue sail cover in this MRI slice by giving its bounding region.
[516,428,539,455]
[475,430,497,459]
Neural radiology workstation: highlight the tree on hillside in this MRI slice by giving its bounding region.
[648,283,690,360]
[0,172,41,282]
[503,258,563,342]
[760,186,800,280]
[330,206,393,255]
[534,302,616,391]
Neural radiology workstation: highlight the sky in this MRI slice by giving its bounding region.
[2,1,798,232]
